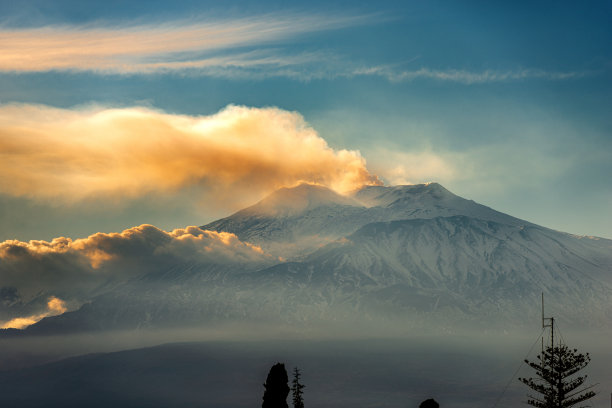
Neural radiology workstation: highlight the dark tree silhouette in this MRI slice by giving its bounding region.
[291,366,305,408]
[419,398,439,408]
[519,344,596,408]
[262,363,290,408]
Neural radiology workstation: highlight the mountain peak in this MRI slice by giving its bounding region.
[351,182,456,208]
[239,183,362,217]
[202,181,530,259]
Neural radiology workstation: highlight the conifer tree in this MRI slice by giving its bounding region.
[519,344,596,408]
[419,398,439,408]
[291,366,305,408]
[262,363,290,408]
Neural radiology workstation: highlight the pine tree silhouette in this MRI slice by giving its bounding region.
[419,398,439,408]
[291,366,305,408]
[519,344,596,408]
[262,363,290,408]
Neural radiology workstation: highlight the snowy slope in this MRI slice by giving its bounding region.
[210,216,611,327]
[352,183,528,226]
[14,183,612,334]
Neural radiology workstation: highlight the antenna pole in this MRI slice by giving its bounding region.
[542,292,545,329]
[542,292,555,348]
[541,292,548,356]
[551,317,555,348]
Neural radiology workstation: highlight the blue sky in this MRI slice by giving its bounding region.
[0,0,611,240]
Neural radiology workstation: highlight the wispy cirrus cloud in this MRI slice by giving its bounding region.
[0,13,372,74]
[352,66,591,84]
[0,14,589,83]
[143,59,593,83]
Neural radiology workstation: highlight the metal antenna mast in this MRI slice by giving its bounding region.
[542,292,555,352]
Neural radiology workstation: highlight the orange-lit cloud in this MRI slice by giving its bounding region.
[0,104,380,206]
[1,296,67,329]
[67,224,269,268]
[0,224,268,276]
[0,224,271,321]
[0,14,369,74]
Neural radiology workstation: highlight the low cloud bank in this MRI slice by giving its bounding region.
[1,296,67,329]
[0,224,270,327]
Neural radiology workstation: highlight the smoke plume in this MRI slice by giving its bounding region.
[0,104,381,205]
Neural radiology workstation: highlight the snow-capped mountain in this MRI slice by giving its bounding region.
[13,183,612,334]
[202,182,528,258]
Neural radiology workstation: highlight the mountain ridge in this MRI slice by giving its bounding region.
[202,182,532,258]
[5,182,611,335]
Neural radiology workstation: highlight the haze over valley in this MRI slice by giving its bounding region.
[1,1,611,407]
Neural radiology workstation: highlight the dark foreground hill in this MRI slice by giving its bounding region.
[0,338,544,408]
